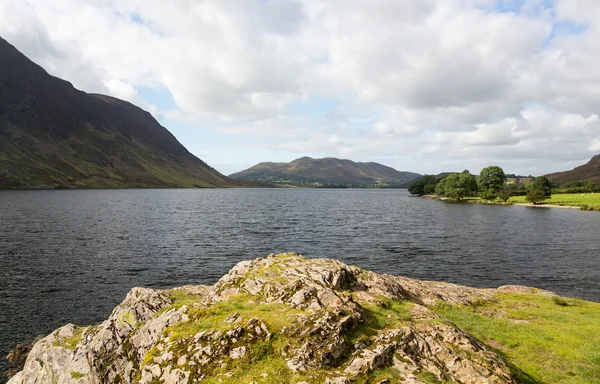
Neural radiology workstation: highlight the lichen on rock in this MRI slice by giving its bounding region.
[8,253,524,383]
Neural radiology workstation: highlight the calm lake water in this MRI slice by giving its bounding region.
[1,188,599,378]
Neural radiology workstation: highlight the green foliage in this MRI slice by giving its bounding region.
[408,175,439,196]
[528,176,552,195]
[435,293,600,384]
[497,188,513,202]
[435,177,446,196]
[552,180,600,194]
[438,170,477,201]
[477,166,506,201]
[479,188,498,202]
[525,176,552,204]
[525,189,548,204]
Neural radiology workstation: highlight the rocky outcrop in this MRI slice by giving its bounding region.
[9,253,531,384]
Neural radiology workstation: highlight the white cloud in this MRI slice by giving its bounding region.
[1,0,600,175]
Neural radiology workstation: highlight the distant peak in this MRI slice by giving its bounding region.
[291,156,314,162]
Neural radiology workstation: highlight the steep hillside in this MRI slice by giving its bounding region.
[0,37,251,189]
[230,157,421,187]
[546,155,600,183]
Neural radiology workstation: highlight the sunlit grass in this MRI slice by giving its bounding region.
[435,293,600,384]
[510,193,600,208]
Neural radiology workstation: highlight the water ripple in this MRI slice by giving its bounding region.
[0,188,599,380]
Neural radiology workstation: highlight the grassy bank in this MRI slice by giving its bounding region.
[435,292,600,384]
[509,193,600,209]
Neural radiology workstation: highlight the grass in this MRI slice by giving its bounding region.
[143,289,416,384]
[510,193,600,208]
[146,292,331,384]
[347,298,413,344]
[166,293,306,340]
[434,293,600,384]
[0,119,234,189]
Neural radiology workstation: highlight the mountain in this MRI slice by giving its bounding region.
[546,155,600,183]
[229,157,421,187]
[0,37,254,189]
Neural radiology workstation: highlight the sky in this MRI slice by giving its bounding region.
[1,0,599,176]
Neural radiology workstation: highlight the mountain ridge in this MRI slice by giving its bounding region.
[0,36,257,189]
[230,156,421,187]
[545,154,600,183]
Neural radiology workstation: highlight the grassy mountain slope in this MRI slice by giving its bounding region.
[546,155,600,183]
[0,37,253,189]
[229,157,421,187]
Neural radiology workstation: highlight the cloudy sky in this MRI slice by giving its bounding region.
[1,0,599,176]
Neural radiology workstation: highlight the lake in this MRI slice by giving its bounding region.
[1,188,599,379]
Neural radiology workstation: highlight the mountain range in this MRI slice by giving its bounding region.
[2,36,598,190]
[229,157,421,187]
[0,37,254,189]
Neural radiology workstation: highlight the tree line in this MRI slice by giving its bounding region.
[408,166,553,204]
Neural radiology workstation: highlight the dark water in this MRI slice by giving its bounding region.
[1,188,599,378]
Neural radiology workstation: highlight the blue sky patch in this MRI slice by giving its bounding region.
[138,87,179,111]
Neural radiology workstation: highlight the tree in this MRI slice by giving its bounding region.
[441,170,477,201]
[525,176,552,204]
[435,177,447,196]
[477,166,506,201]
[497,188,513,202]
[408,175,438,196]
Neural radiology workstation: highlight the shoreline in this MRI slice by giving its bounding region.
[511,202,581,210]
[421,194,593,211]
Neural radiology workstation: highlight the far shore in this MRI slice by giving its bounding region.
[420,194,593,211]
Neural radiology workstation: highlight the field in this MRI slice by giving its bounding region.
[436,293,600,384]
[510,193,600,208]
[506,177,532,184]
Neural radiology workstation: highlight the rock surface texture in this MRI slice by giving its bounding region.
[9,253,533,383]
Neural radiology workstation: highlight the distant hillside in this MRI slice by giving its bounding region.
[546,155,600,183]
[229,157,421,187]
[0,36,256,189]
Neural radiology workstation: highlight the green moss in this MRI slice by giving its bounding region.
[434,293,600,384]
[141,346,158,368]
[53,326,85,350]
[116,310,136,326]
[70,371,86,379]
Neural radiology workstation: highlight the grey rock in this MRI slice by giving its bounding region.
[9,253,520,384]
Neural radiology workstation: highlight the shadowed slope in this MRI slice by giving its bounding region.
[546,155,600,183]
[0,37,255,189]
